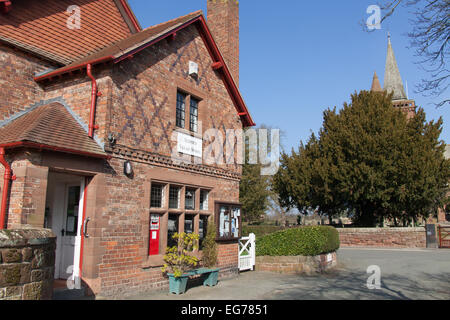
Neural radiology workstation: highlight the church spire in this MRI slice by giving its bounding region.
[371,71,383,92]
[384,35,407,100]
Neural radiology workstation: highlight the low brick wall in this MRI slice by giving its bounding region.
[0,229,56,300]
[256,252,337,275]
[337,227,426,248]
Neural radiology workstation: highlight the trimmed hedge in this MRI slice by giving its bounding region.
[256,226,340,257]
[242,225,285,238]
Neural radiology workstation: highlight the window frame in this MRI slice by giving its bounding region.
[184,187,196,210]
[148,180,213,260]
[199,189,209,211]
[175,88,202,133]
[168,185,181,209]
[150,183,164,209]
[176,91,186,129]
[215,201,242,241]
[189,97,199,133]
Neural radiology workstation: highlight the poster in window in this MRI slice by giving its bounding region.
[219,206,226,237]
[233,218,239,238]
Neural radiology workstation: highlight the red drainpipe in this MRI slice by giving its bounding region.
[86,64,100,138]
[0,148,15,230]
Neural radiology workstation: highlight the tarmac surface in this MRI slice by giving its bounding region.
[121,247,450,300]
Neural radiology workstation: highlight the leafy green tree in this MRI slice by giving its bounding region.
[274,90,450,226]
[239,127,271,223]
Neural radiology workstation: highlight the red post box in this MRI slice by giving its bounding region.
[149,214,160,256]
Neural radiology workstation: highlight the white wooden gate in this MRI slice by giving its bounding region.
[239,233,255,271]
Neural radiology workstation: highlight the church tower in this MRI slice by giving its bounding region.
[371,35,416,119]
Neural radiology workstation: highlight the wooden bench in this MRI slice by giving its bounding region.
[185,268,220,287]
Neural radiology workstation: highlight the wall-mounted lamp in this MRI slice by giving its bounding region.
[124,160,133,177]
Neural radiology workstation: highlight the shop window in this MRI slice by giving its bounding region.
[185,188,196,210]
[169,186,181,209]
[216,203,241,240]
[167,214,179,248]
[185,214,195,234]
[199,215,209,249]
[200,190,209,211]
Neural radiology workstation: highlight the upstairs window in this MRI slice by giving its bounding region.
[190,97,199,133]
[176,91,186,129]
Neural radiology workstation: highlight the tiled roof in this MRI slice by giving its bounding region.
[0,0,134,65]
[0,102,107,158]
[33,10,255,127]
[63,10,203,67]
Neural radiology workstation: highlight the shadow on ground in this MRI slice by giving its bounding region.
[262,266,450,300]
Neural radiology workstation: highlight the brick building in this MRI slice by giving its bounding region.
[0,0,254,297]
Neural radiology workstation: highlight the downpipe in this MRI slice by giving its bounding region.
[0,148,15,229]
[86,64,101,138]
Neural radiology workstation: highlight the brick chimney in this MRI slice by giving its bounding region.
[207,0,240,87]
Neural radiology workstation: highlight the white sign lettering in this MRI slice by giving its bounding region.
[177,132,202,158]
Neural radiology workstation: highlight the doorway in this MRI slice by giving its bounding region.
[45,172,86,280]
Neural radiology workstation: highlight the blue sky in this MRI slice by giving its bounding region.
[128,0,449,152]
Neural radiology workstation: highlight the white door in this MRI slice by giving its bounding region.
[51,178,84,280]
[60,183,82,279]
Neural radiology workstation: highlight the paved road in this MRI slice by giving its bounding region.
[124,248,450,300]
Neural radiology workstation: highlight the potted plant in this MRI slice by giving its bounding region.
[161,232,200,294]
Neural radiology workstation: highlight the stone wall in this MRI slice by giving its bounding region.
[337,227,426,248]
[256,252,337,275]
[0,229,55,300]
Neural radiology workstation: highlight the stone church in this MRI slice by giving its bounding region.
[371,35,448,224]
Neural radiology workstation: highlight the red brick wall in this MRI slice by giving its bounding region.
[216,242,239,278]
[338,228,426,248]
[0,150,48,230]
[0,44,54,122]
[108,24,243,174]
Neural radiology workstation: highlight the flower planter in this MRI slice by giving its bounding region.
[202,269,219,287]
[168,274,189,295]
[167,268,220,294]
